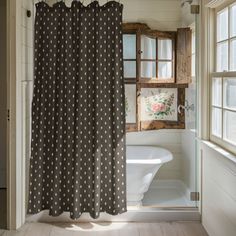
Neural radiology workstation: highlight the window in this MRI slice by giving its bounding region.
[123,34,137,79]
[140,35,174,81]
[210,2,236,153]
[123,23,192,132]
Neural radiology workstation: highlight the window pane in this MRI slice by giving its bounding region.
[141,35,156,60]
[141,61,156,78]
[217,8,228,42]
[230,39,236,71]
[158,62,172,78]
[217,41,228,72]
[230,4,236,37]
[124,61,136,78]
[125,84,136,123]
[212,78,222,106]
[158,39,172,60]
[212,107,222,137]
[223,78,236,109]
[224,110,236,144]
[123,34,136,59]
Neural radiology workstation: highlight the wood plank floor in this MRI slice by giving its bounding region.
[0,222,208,236]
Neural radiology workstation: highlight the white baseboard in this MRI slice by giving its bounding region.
[26,208,200,223]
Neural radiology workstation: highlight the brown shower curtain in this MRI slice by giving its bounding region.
[28,0,126,219]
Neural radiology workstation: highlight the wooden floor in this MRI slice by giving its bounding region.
[0,222,208,236]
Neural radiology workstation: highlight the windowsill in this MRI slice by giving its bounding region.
[201,140,236,164]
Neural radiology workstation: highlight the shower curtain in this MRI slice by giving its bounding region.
[28,0,126,219]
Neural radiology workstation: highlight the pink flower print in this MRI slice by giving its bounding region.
[151,103,166,112]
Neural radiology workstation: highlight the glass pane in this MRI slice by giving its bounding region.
[158,61,172,78]
[212,78,222,106]
[125,84,136,123]
[230,39,236,71]
[217,41,228,72]
[141,61,156,78]
[224,110,236,144]
[212,107,222,137]
[123,34,136,59]
[217,8,228,42]
[158,39,172,60]
[223,78,236,109]
[124,61,136,78]
[141,35,156,60]
[230,4,236,37]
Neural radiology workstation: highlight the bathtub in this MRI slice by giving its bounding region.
[126,145,173,206]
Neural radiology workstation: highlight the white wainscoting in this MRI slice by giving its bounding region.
[201,141,236,236]
[127,130,184,181]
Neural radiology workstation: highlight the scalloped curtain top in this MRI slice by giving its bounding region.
[36,0,123,11]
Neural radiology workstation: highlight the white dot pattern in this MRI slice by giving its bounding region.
[28,0,126,219]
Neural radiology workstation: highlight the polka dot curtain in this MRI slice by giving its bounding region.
[28,0,126,219]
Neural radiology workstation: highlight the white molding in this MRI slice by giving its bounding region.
[201,140,236,164]
[26,209,200,223]
[7,0,24,230]
[205,0,226,8]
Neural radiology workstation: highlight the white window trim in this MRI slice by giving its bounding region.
[209,0,236,155]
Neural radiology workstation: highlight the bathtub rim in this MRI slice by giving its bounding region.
[126,145,173,164]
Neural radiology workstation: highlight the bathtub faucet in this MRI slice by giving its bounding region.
[178,100,194,114]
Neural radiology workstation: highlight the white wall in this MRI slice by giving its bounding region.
[0,0,7,188]
[201,142,236,236]
[127,130,184,180]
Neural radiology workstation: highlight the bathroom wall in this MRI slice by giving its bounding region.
[123,0,183,182]
[0,0,7,188]
[201,142,236,236]
[127,130,183,180]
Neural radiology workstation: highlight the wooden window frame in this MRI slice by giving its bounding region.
[123,23,187,132]
[210,1,236,155]
[139,30,176,84]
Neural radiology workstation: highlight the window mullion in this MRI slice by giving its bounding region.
[156,37,158,79]
[221,77,224,139]
[228,6,230,71]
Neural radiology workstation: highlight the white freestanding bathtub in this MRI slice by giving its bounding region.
[126,145,173,206]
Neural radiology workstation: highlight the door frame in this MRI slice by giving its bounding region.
[5,0,206,230]
[6,0,25,230]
